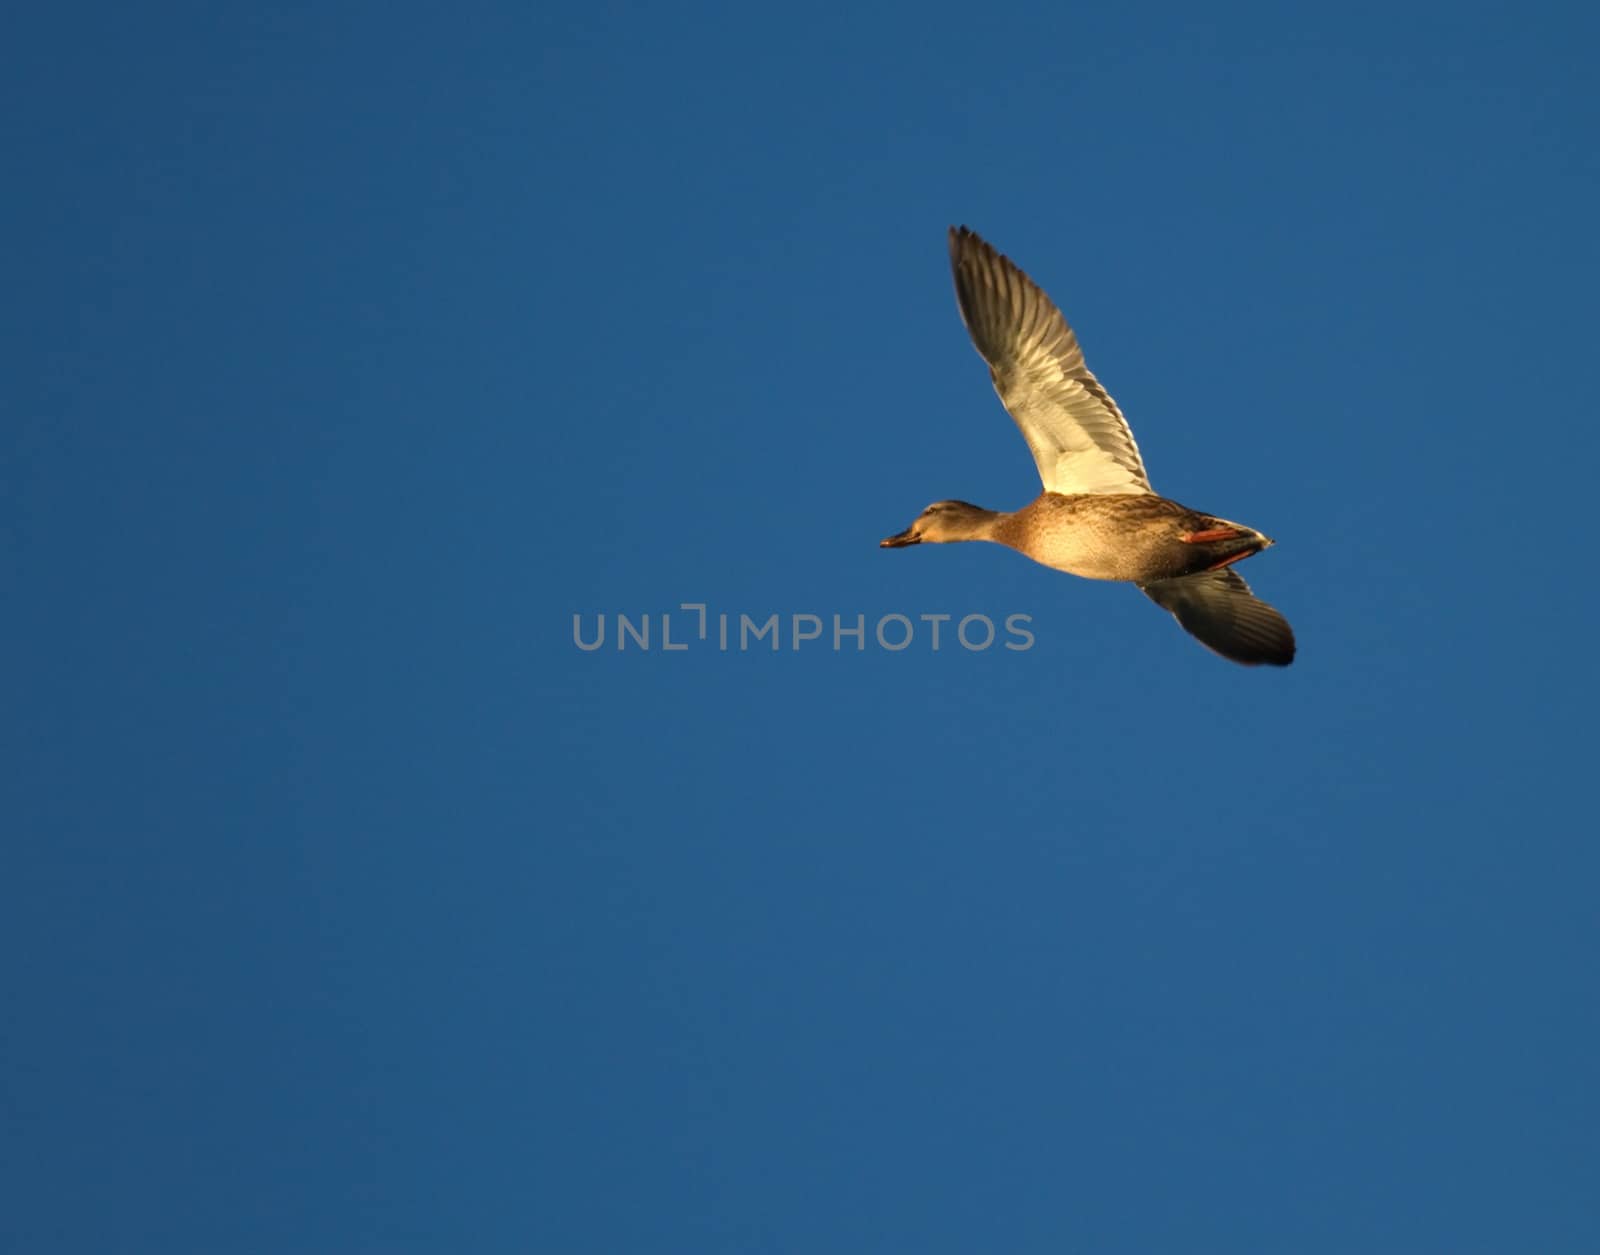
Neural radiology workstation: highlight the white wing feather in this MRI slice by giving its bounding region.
[949,226,1150,496]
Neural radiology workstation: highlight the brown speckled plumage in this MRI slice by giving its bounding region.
[880,227,1295,667]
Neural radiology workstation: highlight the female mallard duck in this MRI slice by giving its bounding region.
[881,226,1295,666]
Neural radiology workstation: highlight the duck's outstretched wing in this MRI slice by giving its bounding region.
[948,225,1151,496]
[1139,568,1295,666]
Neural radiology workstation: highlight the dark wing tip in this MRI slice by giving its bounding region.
[948,224,970,266]
[1141,571,1297,667]
[946,225,1052,313]
[1182,620,1295,667]
[1236,628,1296,667]
[948,223,996,267]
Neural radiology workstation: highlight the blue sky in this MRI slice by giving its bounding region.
[7,1,1599,1251]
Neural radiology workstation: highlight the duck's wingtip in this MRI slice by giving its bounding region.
[948,224,988,263]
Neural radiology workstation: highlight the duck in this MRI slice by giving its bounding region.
[881,226,1295,667]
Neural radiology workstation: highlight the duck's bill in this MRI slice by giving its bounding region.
[879,529,920,548]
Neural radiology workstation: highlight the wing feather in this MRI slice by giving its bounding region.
[949,226,1151,496]
[1139,568,1295,666]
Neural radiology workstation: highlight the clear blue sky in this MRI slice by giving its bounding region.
[8,2,1599,1251]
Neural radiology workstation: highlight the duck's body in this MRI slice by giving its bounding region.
[891,492,1271,583]
[880,226,1295,666]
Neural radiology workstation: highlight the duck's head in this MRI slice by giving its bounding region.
[880,500,998,547]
